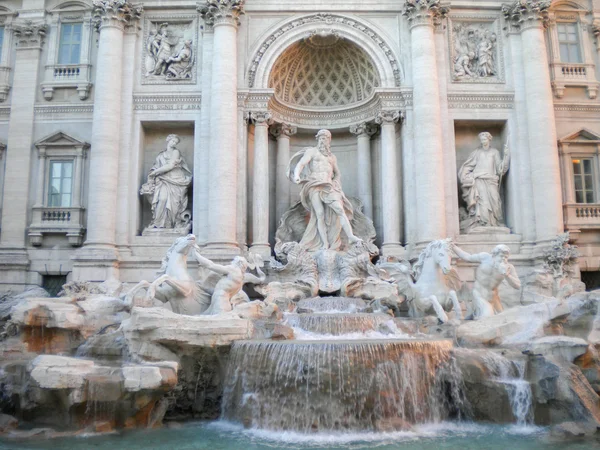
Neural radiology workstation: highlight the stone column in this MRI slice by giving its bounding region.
[249,111,272,259]
[116,23,140,253]
[199,0,245,257]
[271,123,297,224]
[0,20,47,270]
[504,0,564,243]
[349,122,376,220]
[194,22,214,245]
[376,111,403,255]
[75,1,142,277]
[402,0,449,244]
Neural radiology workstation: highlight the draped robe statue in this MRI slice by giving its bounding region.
[141,134,192,231]
[458,132,510,232]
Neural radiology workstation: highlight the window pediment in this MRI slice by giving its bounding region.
[559,128,600,144]
[35,131,89,149]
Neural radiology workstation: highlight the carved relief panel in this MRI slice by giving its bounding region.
[142,15,198,85]
[448,15,504,84]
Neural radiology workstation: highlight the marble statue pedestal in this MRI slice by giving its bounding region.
[457,230,522,254]
[141,227,191,238]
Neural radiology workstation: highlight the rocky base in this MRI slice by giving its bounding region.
[2,284,600,441]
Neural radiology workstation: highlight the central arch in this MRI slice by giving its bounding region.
[247,13,402,91]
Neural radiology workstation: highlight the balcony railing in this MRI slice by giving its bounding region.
[564,203,600,230]
[29,206,85,247]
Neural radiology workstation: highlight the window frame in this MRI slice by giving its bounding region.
[57,22,82,66]
[556,21,582,64]
[41,4,93,101]
[571,157,596,204]
[47,159,74,208]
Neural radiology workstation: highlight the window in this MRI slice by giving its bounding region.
[48,161,73,207]
[557,23,582,63]
[42,275,67,297]
[0,27,4,62]
[572,158,595,204]
[58,23,82,65]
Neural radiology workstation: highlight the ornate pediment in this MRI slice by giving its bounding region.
[35,131,89,148]
[559,128,600,143]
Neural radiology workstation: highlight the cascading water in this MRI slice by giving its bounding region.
[479,351,534,426]
[221,297,468,432]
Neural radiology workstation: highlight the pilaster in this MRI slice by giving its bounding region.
[504,0,564,244]
[0,18,47,272]
[73,0,143,281]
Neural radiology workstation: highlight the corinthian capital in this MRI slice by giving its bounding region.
[376,111,404,125]
[11,21,48,48]
[249,111,273,126]
[502,0,551,30]
[402,0,450,28]
[270,123,297,139]
[349,122,377,137]
[92,0,143,31]
[197,0,246,28]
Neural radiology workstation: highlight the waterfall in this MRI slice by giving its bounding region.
[285,313,394,336]
[222,339,457,432]
[480,351,534,426]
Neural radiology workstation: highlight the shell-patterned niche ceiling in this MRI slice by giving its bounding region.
[269,33,381,109]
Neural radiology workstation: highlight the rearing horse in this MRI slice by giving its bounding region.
[125,234,210,315]
[405,239,463,323]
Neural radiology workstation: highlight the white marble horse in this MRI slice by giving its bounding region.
[389,239,463,323]
[125,234,210,315]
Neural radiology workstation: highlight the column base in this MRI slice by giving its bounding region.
[202,242,241,261]
[380,242,405,259]
[249,243,271,261]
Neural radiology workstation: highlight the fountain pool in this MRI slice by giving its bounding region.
[0,421,597,450]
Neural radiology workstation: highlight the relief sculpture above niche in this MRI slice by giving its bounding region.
[142,17,198,84]
[449,18,504,83]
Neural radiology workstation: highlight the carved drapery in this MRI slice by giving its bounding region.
[402,0,450,28]
[197,0,245,27]
[92,0,143,31]
[10,20,48,48]
[502,0,551,30]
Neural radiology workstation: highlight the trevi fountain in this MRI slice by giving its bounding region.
[1,0,600,449]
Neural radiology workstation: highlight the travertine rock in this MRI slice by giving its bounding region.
[122,307,254,362]
[529,337,589,363]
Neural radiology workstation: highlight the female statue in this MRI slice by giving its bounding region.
[141,134,192,230]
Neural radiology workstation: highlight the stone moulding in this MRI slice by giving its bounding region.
[448,15,505,85]
[267,88,408,130]
[247,13,402,89]
[133,94,202,111]
[447,93,514,109]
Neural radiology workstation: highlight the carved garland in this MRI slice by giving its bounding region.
[247,13,402,88]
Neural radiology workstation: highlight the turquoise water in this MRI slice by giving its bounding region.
[1,421,599,450]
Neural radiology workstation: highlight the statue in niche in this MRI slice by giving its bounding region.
[458,132,510,233]
[287,129,362,252]
[452,243,521,320]
[140,134,192,233]
[145,23,194,80]
[452,23,497,81]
